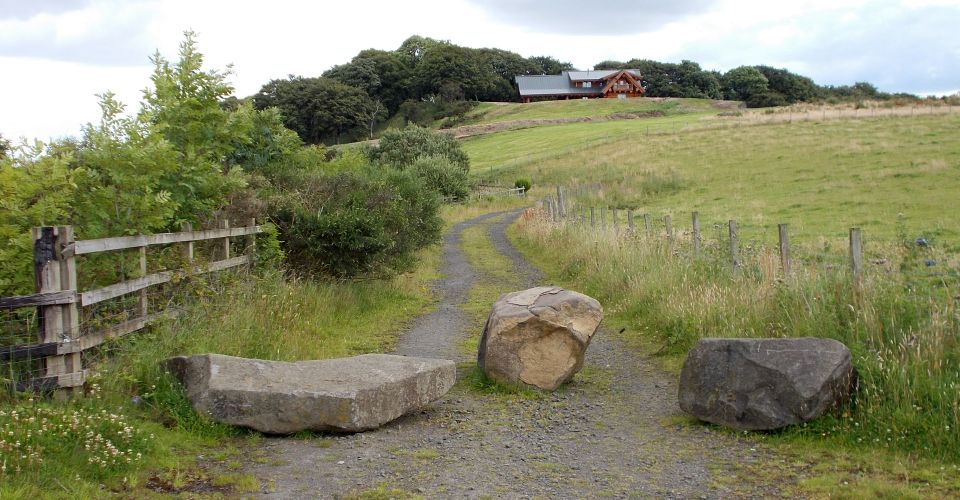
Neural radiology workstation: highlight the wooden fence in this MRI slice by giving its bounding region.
[0,220,261,393]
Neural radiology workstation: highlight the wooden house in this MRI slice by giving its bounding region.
[515,69,644,103]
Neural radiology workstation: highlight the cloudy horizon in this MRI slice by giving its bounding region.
[1,0,958,142]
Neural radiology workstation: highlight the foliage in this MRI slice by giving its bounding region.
[369,125,469,173]
[272,167,442,277]
[410,155,470,201]
[514,178,531,192]
[253,76,374,144]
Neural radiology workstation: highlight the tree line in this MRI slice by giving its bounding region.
[251,35,940,146]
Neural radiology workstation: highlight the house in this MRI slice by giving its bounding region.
[515,69,644,103]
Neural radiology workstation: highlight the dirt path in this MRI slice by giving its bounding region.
[240,211,780,499]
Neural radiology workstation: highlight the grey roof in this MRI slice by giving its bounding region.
[515,69,643,97]
[514,74,603,96]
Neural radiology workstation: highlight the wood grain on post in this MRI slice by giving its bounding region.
[664,215,673,242]
[181,222,194,263]
[218,220,231,260]
[57,226,82,389]
[612,208,619,229]
[34,227,66,379]
[138,244,148,317]
[643,213,652,237]
[627,209,635,233]
[247,218,257,269]
[728,220,740,268]
[849,227,863,283]
[692,211,701,256]
[778,224,791,277]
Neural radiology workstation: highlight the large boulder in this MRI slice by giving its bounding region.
[164,353,456,434]
[678,337,856,431]
[478,286,602,391]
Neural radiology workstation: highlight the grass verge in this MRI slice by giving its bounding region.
[509,212,960,495]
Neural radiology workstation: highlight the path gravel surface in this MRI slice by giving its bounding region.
[239,210,782,499]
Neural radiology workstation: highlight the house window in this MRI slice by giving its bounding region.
[583,81,592,88]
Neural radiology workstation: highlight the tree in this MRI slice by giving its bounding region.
[722,66,770,102]
[527,55,575,75]
[755,66,819,103]
[0,133,10,160]
[323,58,382,96]
[253,76,374,144]
[351,49,414,114]
[366,99,386,139]
[414,44,496,101]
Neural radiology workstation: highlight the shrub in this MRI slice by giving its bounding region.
[273,168,441,277]
[514,178,532,193]
[369,125,469,173]
[411,155,470,201]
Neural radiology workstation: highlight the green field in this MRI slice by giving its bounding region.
[464,108,960,243]
[461,97,724,125]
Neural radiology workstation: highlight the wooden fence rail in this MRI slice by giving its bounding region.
[1,220,261,394]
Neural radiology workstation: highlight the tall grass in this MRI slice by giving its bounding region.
[511,212,960,462]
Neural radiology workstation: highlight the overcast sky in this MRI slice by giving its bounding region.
[1,0,958,142]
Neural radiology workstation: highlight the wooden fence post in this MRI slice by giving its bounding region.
[556,186,566,217]
[849,227,863,283]
[138,242,148,318]
[57,226,82,391]
[599,207,606,228]
[246,218,257,269]
[590,207,596,228]
[664,215,673,242]
[728,220,739,268]
[692,211,701,256]
[778,223,791,277]
[612,208,619,230]
[181,222,194,263]
[218,219,231,260]
[643,213,652,237]
[627,209,635,233]
[33,226,83,392]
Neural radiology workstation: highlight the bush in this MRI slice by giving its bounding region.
[411,156,470,201]
[514,178,532,193]
[369,125,469,173]
[273,168,441,277]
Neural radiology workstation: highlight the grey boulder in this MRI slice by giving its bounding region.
[164,353,456,434]
[678,337,856,431]
[478,286,602,391]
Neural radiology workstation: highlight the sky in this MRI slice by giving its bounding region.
[1,0,958,142]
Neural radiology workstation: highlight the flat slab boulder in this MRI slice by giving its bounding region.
[164,353,456,434]
[478,286,602,391]
[678,337,856,431]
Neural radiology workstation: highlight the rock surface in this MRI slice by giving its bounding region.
[678,337,856,431]
[164,353,456,434]
[478,286,602,390]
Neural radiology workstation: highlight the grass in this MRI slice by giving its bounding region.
[460,97,720,126]
[0,239,444,495]
[465,110,960,242]
[509,214,960,495]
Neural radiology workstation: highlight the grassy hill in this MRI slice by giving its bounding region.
[463,100,960,243]
[460,97,727,125]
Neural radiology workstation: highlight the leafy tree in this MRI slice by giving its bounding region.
[477,48,539,101]
[409,155,469,201]
[593,60,625,70]
[722,66,770,102]
[755,66,819,103]
[323,58,382,96]
[141,31,249,223]
[351,49,414,113]
[397,35,447,65]
[527,55,575,75]
[253,76,374,144]
[0,133,10,159]
[414,44,496,101]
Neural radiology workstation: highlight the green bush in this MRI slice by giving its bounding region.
[514,178,532,193]
[273,168,441,277]
[411,155,470,201]
[369,125,469,173]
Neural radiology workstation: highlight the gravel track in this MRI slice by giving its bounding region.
[240,210,780,499]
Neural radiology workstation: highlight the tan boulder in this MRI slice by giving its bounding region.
[478,287,602,390]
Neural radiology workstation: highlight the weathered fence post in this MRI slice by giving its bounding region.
[246,218,257,269]
[627,209,635,233]
[612,208,619,231]
[643,213,652,237]
[219,219,231,260]
[556,186,566,217]
[728,220,739,268]
[33,226,83,392]
[181,222,195,264]
[692,211,701,256]
[778,223,791,277]
[849,227,863,284]
[138,240,148,318]
[590,207,596,228]
[664,215,673,242]
[600,207,606,229]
